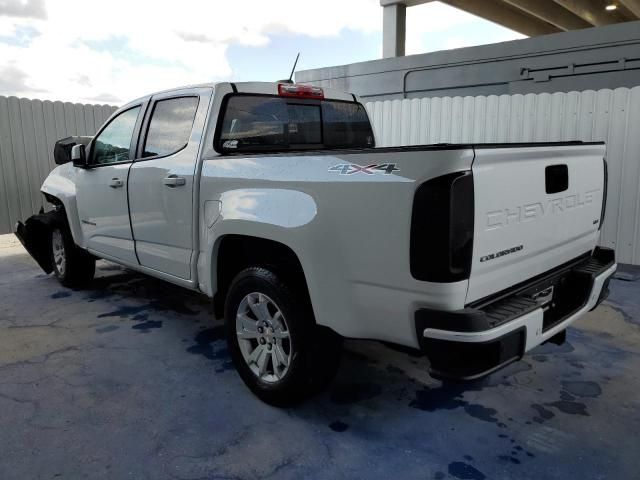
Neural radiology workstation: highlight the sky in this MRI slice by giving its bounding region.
[0,0,524,105]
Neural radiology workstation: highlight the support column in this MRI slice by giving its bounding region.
[382,2,406,58]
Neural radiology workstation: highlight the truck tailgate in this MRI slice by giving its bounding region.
[466,143,606,304]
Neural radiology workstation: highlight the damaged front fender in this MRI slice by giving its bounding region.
[14,209,65,274]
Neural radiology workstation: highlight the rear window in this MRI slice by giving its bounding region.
[216,95,374,153]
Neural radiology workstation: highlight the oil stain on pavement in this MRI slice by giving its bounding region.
[448,460,486,480]
[186,326,234,372]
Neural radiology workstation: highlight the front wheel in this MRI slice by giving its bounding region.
[50,226,95,288]
[225,267,342,406]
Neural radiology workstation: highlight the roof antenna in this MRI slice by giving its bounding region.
[288,52,300,82]
[280,52,300,84]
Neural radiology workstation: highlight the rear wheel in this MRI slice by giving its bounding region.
[50,226,95,288]
[225,267,342,406]
[235,291,293,383]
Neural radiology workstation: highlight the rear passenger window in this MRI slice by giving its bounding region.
[143,97,199,158]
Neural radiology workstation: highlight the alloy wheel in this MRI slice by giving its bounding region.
[51,229,66,277]
[235,292,292,383]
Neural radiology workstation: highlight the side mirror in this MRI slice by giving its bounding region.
[71,144,87,168]
[54,136,92,165]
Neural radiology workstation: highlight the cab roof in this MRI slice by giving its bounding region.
[121,81,356,110]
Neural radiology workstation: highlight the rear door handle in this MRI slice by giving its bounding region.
[163,175,186,187]
[109,178,124,188]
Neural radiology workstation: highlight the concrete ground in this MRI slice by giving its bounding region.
[1,234,639,480]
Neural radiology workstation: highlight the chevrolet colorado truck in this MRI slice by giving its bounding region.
[16,82,616,405]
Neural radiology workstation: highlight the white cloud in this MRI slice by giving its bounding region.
[0,0,46,19]
[441,29,525,51]
[405,2,524,55]
[0,0,382,103]
[0,0,523,104]
[405,2,478,55]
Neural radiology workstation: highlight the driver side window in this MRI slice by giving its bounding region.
[92,106,141,165]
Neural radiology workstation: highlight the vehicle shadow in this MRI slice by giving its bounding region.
[83,261,452,399]
[83,260,539,428]
[81,260,212,319]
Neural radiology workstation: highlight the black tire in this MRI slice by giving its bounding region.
[225,267,342,406]
[50,224,95,288]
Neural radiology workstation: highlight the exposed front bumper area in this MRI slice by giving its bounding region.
[416,247,616,381]
[14,210,65,274]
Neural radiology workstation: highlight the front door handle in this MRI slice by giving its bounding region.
[109,178,124,188]
[163,175,186,187]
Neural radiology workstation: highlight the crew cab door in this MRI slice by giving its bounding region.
[127,88,211,280]
[76,104,144,264]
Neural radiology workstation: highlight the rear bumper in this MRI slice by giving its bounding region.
[416,247,616,381]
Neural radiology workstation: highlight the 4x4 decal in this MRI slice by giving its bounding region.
[329,163,399,175]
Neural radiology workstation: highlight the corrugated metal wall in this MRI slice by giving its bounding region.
[1,91,638,264]
[0,96,117,234]
[366,87,640,265]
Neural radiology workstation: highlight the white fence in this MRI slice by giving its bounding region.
[0,96,117,234]
[1,90,638,265]
[366,87,640,265]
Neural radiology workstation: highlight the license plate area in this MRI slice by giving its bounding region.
[518,268,591,332]
[522,284,555,309]
[539,271,591,332]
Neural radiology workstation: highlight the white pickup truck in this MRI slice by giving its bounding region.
[16,81,616,405]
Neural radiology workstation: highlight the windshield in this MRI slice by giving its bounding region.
[217,94,375,153]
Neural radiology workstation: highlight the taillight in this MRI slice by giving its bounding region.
[278,83,324,99]
[410,171,474,282]
[599,159,607,231]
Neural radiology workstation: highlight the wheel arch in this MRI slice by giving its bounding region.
[40,165,85,247]
[211,234,312,320]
